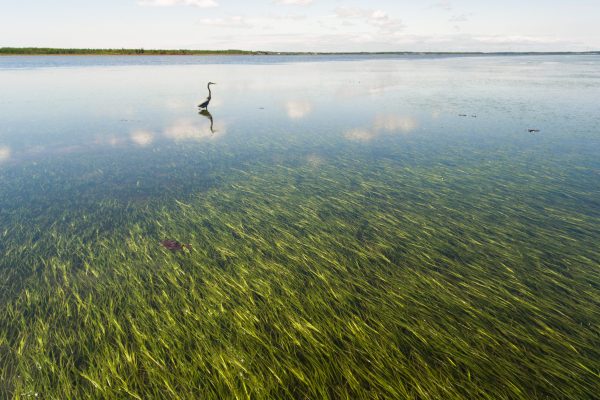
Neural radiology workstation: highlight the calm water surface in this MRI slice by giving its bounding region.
[1,55,599,398]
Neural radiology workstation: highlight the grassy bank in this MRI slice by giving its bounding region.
[0,47,262,56]
[2,47,599,56]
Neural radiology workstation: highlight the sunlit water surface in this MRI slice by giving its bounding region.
[1,55,599,399]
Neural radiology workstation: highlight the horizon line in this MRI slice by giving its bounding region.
[2,47,599,56]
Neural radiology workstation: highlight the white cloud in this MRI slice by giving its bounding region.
[200,16,251,28]
[433,1,453,11]
[138,0,218,7]
[334,7,404,35]
[275,0,313,5]
[198,28,585,52]
[472,35,564,45]
[267,14,308,21]
[449,13,471,23]
[182,5,590,52]
[334,7,367,19]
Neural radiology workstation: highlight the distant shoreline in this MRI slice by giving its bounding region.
[1,47,599,56]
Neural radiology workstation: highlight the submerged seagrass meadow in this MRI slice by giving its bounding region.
[1,55,599,399]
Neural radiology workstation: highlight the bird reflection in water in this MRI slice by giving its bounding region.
[198,109,215,134]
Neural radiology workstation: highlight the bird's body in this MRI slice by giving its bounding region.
[198,82,216,109]
[198,98,210,109]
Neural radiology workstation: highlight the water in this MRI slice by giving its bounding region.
[1,55,599,398]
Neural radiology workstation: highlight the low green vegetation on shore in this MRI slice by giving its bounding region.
[0,47,261,56]
[1,47,599,56]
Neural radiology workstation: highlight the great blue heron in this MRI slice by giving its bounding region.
[198,82,216,109]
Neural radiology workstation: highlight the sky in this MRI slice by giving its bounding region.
[1,0,599,52]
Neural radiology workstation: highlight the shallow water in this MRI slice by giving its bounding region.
[1,55,599,399]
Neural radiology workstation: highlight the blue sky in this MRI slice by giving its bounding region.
[1,0,599,51]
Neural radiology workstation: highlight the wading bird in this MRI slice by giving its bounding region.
[198,82,216,109]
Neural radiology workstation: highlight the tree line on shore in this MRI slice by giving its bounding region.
[1,47,598,56]
[0,47,261,55]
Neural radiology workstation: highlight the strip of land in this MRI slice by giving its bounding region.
[1,47,599,56]
[0,48,259,55]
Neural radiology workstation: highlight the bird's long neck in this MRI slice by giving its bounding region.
[207,84,212,99]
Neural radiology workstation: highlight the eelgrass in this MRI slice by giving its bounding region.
[1,133,599,399]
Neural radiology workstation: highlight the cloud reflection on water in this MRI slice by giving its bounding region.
[164,115,225,141]
[165,98,189,110]
[130,130,155,147]
[373,114,418,133]
[344,128,378,142]
[0,146,11,162]
[306,153,325,167]
[345,114,419,142]
[3,113,225,165]
[108,136,126,147]
[285,100,313,119]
